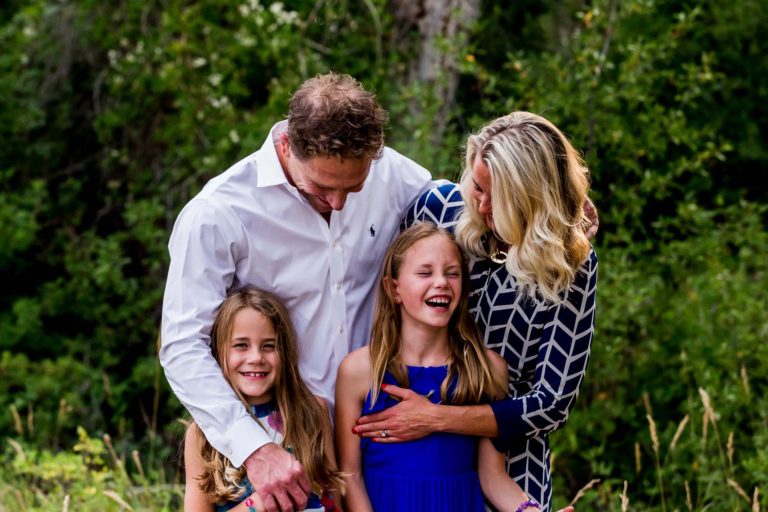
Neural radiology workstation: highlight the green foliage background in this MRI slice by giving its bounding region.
[1,0,766,509]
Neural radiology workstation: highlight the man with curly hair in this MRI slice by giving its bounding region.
[160,73,433,512]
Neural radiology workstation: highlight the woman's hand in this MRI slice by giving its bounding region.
[583,197,599,240]
[352,384,441,442]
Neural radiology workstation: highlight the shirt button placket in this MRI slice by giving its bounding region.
[328,228,348,371]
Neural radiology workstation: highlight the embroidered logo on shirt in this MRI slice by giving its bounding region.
[370,224,376,237]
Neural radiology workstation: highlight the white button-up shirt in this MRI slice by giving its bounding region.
[160,123,432,465]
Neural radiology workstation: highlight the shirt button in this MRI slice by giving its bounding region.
[336,282,342,291]
[338,324,344,333]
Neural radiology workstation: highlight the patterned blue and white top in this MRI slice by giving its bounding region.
[403,183,598,512]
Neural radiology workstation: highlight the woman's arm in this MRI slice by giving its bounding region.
[352,385,497,440]
[355,251,597,444]
[401,182,463,231]
[488,250,598,448]
[335,349,374,512]
[353,348,508,441]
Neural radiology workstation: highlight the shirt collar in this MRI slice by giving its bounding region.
[253,121,289,188]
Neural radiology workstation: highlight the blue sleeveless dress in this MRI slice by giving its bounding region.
[214,401,331,511]
[361,365,485,511]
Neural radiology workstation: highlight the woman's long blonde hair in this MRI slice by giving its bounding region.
[368,224,506,405]
[456,111,591,303]
[190,287,343,503]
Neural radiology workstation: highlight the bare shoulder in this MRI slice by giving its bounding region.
[338,346,372,379]
[184,422,202,450]
[336,346,372,404]
[485,349,509,381]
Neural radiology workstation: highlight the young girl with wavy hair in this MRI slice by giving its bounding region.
[184,287,343,511]
[335,223,551,512]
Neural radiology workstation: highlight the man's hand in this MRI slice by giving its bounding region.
[243,443,311,512]
[352,384,440,442]
[583,197,599,240]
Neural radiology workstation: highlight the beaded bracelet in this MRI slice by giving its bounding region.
[516,498,540,512]
[244,497,257,512]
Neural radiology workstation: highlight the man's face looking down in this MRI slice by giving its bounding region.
[279,134,372,214]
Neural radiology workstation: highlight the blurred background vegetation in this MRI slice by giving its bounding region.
[1,0,766,509]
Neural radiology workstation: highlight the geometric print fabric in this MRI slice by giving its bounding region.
[404,183,598,512]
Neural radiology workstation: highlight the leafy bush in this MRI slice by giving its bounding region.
[551,202,768,509]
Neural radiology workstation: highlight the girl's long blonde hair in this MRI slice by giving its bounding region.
[190,287,343,503]
[368,223,505,406]
[456,111,592,303]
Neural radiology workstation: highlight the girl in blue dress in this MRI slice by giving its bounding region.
[335,223,543,512]
[184,287,342,512]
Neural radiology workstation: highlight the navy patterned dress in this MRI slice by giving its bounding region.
[403,183,598,511]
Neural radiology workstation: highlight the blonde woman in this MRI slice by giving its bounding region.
[353,112,598,511]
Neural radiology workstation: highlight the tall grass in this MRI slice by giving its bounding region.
[1,426,182,510]
[554,387,763,511]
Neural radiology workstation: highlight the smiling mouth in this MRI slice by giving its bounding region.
[240,372,269,378]
[425,297,451,310]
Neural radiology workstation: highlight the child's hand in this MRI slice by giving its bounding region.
[556,507,575,512]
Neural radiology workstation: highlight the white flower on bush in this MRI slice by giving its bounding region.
[269,2,298,25]
[209,96,230,109]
